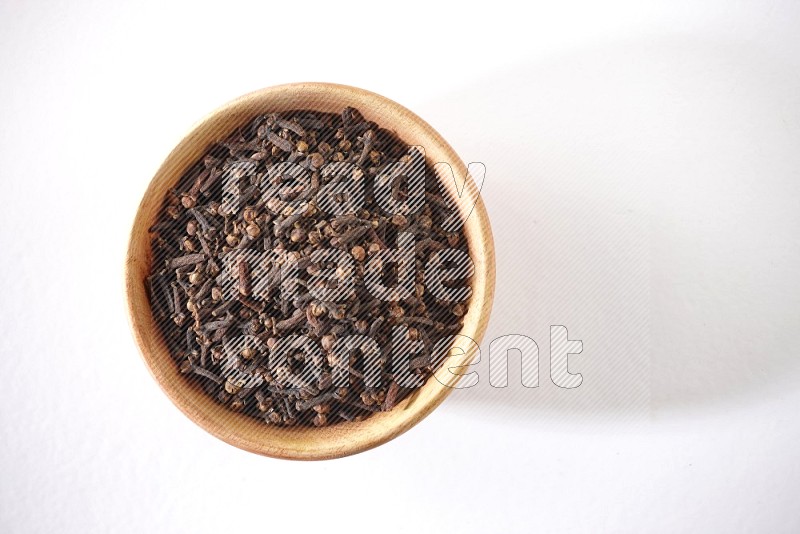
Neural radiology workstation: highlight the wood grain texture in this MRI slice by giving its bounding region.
[125,83,496,460]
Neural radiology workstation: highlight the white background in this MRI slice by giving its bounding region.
[2,0,800,532]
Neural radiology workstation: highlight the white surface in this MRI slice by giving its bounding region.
[2,1,800,532]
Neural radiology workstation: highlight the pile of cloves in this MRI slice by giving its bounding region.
[147,106,472,427]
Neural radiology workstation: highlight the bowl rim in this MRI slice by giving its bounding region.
[124,82,495,460]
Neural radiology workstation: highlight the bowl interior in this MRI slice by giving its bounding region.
[125,83,495,459]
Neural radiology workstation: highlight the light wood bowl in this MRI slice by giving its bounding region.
[125,82,495,460]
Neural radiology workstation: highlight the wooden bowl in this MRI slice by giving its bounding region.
[125,82,495,460]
